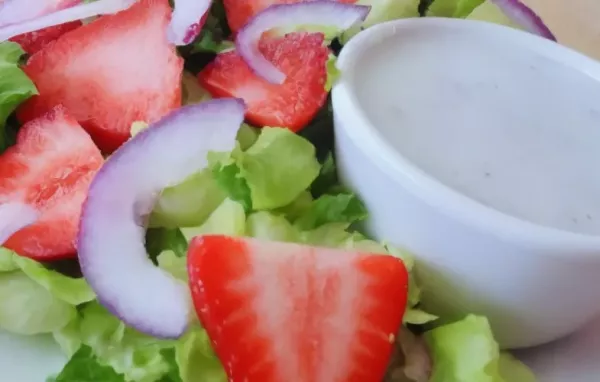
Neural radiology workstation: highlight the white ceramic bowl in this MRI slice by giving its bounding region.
[332,17,600,349]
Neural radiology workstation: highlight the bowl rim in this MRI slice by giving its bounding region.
[332,17,600,256]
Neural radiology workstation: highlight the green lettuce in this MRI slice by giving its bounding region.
[175,328,226,382]
[325,54,341,92]
[214,127,321,211]
[466,1,521,29]
[145,122,257,229]
[246,211,300,242]
[52,345,126,382]
[425,315,536,382]
[55,302,176,382]
[182,198,246,239]
[339,0,421,43]
[0,271,75,335]
[0,41,38,153]
[0,248,94,335]
[426,0,486,17]
[293,193,368,230]
[191,30,234,54]
[145,228,188,260]
[157,251,188,282]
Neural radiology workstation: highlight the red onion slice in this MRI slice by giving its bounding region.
[0,203,39,245]
[0,0,136,42]
[236,1,371,84]
[490,0,556,41]
[168,0,212,46]
[0,0,80,27]
[78,99,245,338]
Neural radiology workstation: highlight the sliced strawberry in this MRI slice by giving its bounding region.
[0,105,103,260]
[188,235,409,382]
[10,21,82,54]
[18,0,183,153]
[198,32,328,132]
[223,0,358,35]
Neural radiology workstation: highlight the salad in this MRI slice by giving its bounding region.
[0,0,555,381]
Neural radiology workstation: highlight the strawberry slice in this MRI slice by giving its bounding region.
[188,235,409,382]
[10,21,82,54]
[198,32,328,132]
[0,105,103,260]
[18,0,183,153]
[223,0,358,34]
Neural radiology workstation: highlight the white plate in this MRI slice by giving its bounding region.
[2,317,600,381]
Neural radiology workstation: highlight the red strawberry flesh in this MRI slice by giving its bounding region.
[223,0,359,34]
[10,21,82,54]
[198,32,328,132]
[0,105,103,260]
[188,235,409,382]
[17,0,183,153]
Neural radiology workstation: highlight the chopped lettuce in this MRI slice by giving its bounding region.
[340,0,421,43]
[359,0,421,26]
[151,169,226,228]
[425,315,536,382]
[140,120,257,229]
[498,353,537,381]
[157,251,188,282]
[212,158,253,212]
[425,0,486,17]
[246,211,300,242]
[325,54,341,92]
[175,328,226,382]
[466,1,520,29]
[181,198,246,239]
[214,127,321,211]
[191,30,234,54]
[0,41,38,153]
[64,302,175,382]
[53,316,83,358]
[0,248,94,335]
[293,192,368,230]
[0,271,75,335]
[0,248,18,271]
[11,255,95,305]
[309,153,338,197]
[52,345,126,382]
[145,228,188,260]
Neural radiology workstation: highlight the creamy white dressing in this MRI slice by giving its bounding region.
[351,27,600,236]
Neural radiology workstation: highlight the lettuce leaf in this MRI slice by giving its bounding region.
[60,302,175,382]
[246,211,300,243]
[214,128,321,211]
[145,228,188,260]
[293,193,368,230]
[425,315,535,382]
[426,0,486,17]
[0,271,75,335]
[147,124,257,228]
[0,41,37,153]
[181,198,246,240]
[325,54,340,92]
[175,328,226,382]
[0,248,94,335]
[466,1,521,29]
[340,0,421,43]
[53,345,125,382]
